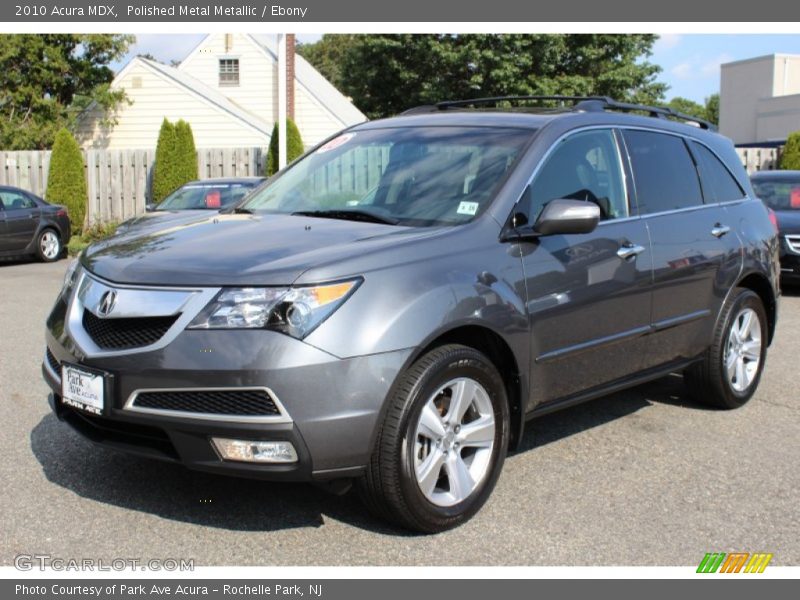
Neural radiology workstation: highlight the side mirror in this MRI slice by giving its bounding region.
[145,203,157,212]
[532,199,600,236]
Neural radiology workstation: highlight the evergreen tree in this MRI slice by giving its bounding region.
[46,128,87,235]
[152,118,179,203]
[266,119,304,176]
[174,119,198,183]
[781,131,800,170]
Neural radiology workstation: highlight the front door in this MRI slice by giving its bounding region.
[516,128,654,407]
[0,189,40,251]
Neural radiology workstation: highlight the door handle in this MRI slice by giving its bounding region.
[711,224,731,238]
[617,243,646,260]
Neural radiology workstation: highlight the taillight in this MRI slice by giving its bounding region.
[767,208,779,234]
[56,209,67,218]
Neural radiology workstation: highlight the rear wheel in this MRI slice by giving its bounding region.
[358,344,510,533]
[685,288,767,409]
[35,229,62,262]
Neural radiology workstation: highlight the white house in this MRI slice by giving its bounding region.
[719,54,800,146]
[76,33,366,150]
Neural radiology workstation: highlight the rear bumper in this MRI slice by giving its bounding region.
[43,297,411,480]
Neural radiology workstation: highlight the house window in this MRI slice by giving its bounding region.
[219,58,239,86]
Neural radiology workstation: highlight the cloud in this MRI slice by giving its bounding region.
[670,53,733,81]
[655,34,683,50]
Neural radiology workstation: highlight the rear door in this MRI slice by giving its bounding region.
[0,189,40,251]
[621,129,742,364]
[518,128,655,405]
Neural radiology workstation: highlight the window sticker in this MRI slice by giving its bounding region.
[457,201,480,216]
[316,133,356,154]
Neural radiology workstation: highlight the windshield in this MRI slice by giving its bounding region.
[752,178,800,211]
[242,126,534,226]
[159,182,259,210]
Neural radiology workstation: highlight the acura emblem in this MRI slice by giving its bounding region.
[97,290,118,317]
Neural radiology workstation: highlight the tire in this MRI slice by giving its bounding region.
[357,344,510,533]
[685,288,768,409]
[35,229,62,262]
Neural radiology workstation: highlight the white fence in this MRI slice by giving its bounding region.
[0,147,268,224]
[736,147,782,173]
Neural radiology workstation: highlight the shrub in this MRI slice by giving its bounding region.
[67,221,119,256]
[781,131,800,170]
[46,128,87,235]
[174,119,199,183]
[266,118,304,176]
[151,118,179,203]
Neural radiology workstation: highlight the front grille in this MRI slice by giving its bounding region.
[132,389,281,417]
[786,235,800,255]
[45,347,60,374]
[82,310,178,350]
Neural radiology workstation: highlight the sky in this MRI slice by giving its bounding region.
[114,34,800,104]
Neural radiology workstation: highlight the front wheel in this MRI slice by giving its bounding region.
[685,288,768,409]
[358,344,510,533]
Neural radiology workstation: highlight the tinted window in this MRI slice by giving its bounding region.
[529,129,628,221]
[691,142,745,203]
[752,177,800,211]
[623,130,703,214]
[0,190,36,210]
[243,127,533,227]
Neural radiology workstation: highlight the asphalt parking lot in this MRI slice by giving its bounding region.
[1,258,798,566]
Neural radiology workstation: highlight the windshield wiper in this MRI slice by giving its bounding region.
[230,206,254,214]
[291,209,399,225]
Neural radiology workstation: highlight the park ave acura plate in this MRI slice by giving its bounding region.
[61,363,107,415]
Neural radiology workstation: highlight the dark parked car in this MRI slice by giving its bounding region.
[0,186,70,262]
[751,170,800,285]
[43,97,779,532]
[146,177,265,212]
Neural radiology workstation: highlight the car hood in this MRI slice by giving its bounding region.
[775,210,800,234]
[82,212,424,286]
[115,209,213,234]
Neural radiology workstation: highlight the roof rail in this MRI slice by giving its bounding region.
[404,95,716,131]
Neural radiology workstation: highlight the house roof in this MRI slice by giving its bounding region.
[134,57,273,137]
[247,34,367,126]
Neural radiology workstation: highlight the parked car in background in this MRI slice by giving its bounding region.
[751,170,800,285]
[145,178,265,212]
[0,186,70,262]
[44,97,779,533]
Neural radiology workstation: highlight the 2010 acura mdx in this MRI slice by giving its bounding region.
[43,96,780,532]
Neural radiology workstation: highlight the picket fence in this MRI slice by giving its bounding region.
[0,144,786,225]
[735,147,782,173]
[0,147,268,224]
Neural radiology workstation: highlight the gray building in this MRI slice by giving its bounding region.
[720,54,800,146]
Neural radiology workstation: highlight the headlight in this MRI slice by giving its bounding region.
[61,258,81,299]
[188,279,361,338]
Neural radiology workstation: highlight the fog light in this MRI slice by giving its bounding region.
[211,438,298,463]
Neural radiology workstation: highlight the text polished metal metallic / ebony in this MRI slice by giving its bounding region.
[43,97,779,533]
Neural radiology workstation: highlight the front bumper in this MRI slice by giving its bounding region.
[779,243,800,283]
[43,290,411,482]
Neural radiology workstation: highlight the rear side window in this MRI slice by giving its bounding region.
[690,142,745,203]
[622,130,704,215]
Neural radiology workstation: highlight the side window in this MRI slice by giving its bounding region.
[0,191,36,210]
[528,129,628,221]
[690,141,746,203]
[622,130,703,215]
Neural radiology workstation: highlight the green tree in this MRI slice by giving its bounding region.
[266,119,305,176]
[297,34,359,91]
[704,93,720,126]
[299,34,667,119]
[174,120,198,183]
[667,96,706,118]
[781,131,800,170]
[46,128,87,235]
[151,118,179,203]
[0,34,133,149]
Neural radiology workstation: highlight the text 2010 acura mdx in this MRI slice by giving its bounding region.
[43,97,780,532]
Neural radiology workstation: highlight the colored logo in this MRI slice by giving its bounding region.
[697,552,773,573]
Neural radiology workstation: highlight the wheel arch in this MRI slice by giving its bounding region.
[736,271,777,345]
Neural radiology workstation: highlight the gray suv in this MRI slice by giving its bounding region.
[43,97,780,532]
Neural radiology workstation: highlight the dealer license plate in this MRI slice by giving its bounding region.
[61,363,105,415]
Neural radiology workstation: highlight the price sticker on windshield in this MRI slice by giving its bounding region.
[316,133,356,154]
[457,201,480,216]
